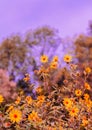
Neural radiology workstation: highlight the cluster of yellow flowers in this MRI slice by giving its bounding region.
[0,54,92,130]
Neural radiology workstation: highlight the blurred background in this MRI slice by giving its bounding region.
[0,0,92,40]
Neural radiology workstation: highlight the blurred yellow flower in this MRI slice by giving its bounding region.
[37,95,45,102]
[63,98,72,108]
[25,96,33,105]
[82,118,89,126]
[85,67,91,74]
[9,109,22,123]
[40,55,48,63]
[35,95,45,107]
[0,95,4,103]
[64,54,72,63]
[15,97,21,105]
[86,99,92,109]
[84,82,91,90]
[50,61,58,69]
[84,93,90,100]
[52,56,58,62]
[75,89,82,97]
[69,106,79,117]
[36,87,43,94]
[28,111,42,122]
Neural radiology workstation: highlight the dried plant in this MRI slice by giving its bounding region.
[0,69,17,101]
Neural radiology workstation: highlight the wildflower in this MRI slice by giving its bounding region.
[15,96,21,105]
[84,82,91,90]
[85,67,91,74]
[36,95,45,107]
[40,55,48,63]
[36,87,43,94]
[9,109,22,123]
[69,106,79,117]
[25,96,33,104]
[0,95,4,103]
[86,99,92,109]
[84,93,90,100]
[52,56,58,62]
[50,61,58,69]
[64,54,72,63]
[37,95,45,102]
[82,118,89,126]
[75,89,82,97]
[28,111,42,122]
[63,98,72,109]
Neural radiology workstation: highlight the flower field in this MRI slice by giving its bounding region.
[0,53,92,130]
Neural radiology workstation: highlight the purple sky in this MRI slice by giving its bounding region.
[0,0,92,40]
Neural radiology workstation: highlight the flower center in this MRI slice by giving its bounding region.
[14,114,18,118]
[72,109,75,113]
[66,101,69,104]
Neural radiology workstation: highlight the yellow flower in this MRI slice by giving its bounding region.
[36,95,45,107]
[0,95,4,103]
[37,95,45,102]
[63,98,72,109]
[69,106,79,117]
[64,54,72,63]
[82,119,89,126]
[36,87,43,94]
[52,56,58,62]
[85,67,91,74]
[9,109,22,123]
[15,97,21,105]
[28,111,42,122]
[84,93,90,100]
[40,55,48,63]
[50,62,58,69]
[86,99,92,109]
[25,96,33,105]
[84,82,91,90]
[75,89,82,97]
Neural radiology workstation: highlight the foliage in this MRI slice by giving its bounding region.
[0,26,62,81]
[74,34,92,63]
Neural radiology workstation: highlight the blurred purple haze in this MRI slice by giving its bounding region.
[0,0,92,41]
